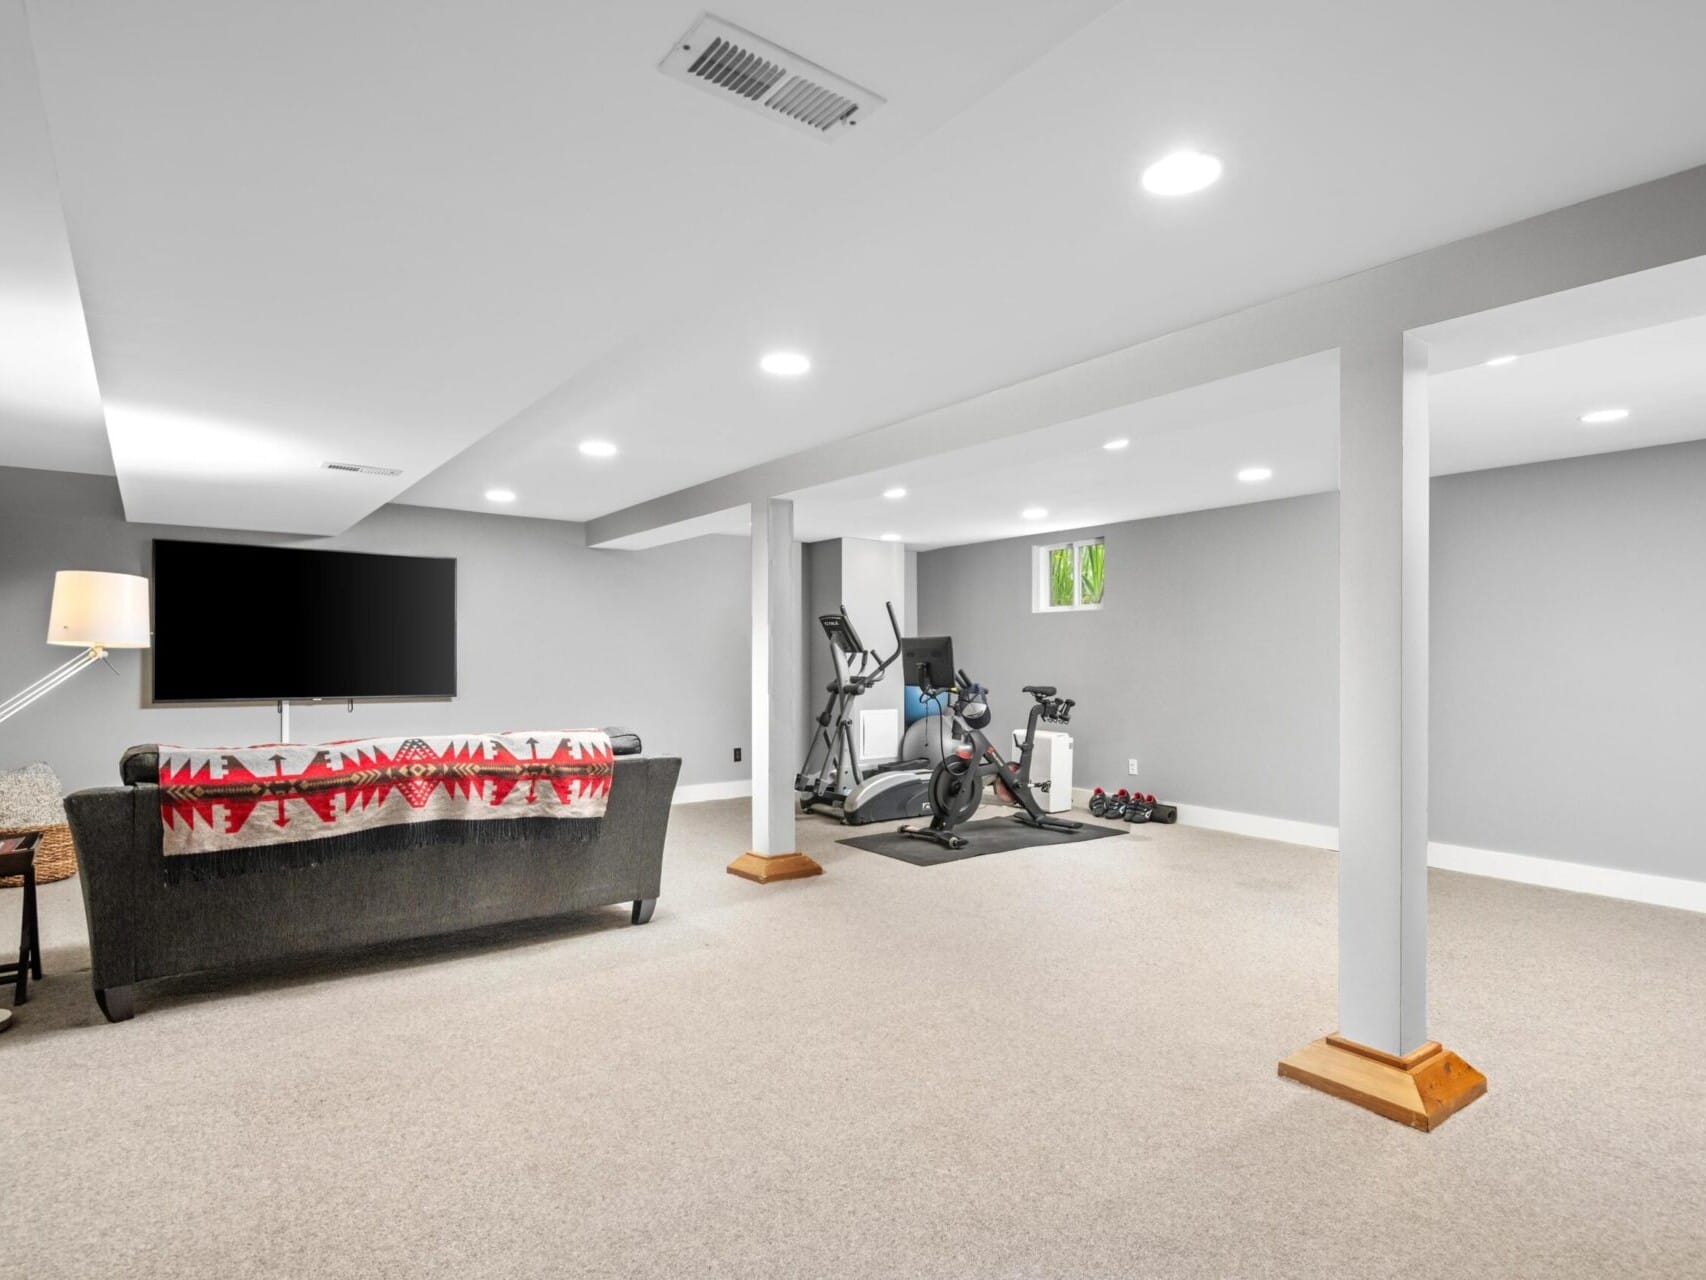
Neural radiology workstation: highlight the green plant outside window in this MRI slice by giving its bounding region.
[1078,541,1105,605]
[1049,546,1075,608]
[1040,539,1105,610]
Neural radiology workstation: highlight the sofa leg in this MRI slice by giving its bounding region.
[631,898,657,926]
[95,985,135,1023]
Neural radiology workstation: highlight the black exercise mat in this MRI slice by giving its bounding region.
[839,816,1127,866]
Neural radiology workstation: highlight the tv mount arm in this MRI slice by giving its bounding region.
[275,696,357,743]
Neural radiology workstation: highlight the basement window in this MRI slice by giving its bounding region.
[1033,539,1105,613]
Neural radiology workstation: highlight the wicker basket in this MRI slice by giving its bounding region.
[0,823,77,887]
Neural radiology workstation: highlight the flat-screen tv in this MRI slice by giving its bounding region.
[151,539,457,702]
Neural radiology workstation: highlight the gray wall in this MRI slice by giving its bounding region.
[1430,442,1706,879]
[0,468,750,793]
[801,539,842,757]
[917,493,1341,825]
[918,439,1706,883]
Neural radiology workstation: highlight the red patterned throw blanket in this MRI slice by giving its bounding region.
[157,731,613,877]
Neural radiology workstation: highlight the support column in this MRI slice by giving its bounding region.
[728,498,821,884]
[1278,332,1484,1130]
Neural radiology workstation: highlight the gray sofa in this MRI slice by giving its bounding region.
[63,745,680,1022]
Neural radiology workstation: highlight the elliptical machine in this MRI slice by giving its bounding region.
[897,635,1081,851]
[795,602,935,825]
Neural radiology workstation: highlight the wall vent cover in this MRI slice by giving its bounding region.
[659,15,884,140]
[323,461,403,477]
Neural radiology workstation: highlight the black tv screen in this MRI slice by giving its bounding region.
[151,540,457,702]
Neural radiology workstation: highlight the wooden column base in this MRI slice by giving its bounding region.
[726,851,823,884]
[1278,1034,1486,1131]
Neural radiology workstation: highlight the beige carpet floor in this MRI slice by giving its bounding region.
[2,801,1702,1278]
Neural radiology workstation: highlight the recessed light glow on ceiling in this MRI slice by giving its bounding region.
[883,486,907,499]
[1021,507,1048,520]
[1483,354,1519,367]
[1579,408,1629,425]
[1237,467,1272,483]
[760,351,811,377]
[485,487,517,503]
[1140,149,1223,196]
[578,440,618,457]
[1103,438,1130,451]
[880,533,902,542]
[105,401,301,479]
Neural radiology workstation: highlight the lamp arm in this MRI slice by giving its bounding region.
[0,645,104,725]
[0,648,94,714]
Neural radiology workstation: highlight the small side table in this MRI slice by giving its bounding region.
[0,832,43,1027]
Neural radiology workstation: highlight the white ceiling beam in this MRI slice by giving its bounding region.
[586,163,1706,548]
[0,0,108,474]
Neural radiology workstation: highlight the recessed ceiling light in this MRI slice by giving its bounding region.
[578,440,618,457]
[760,351,811,377]
[1021,507,1048,520]
[880,533,902,542]
[485,487,517,503]
[1140,149,1223,196]
[883,486,907,500]
[1483,354,1519,367]
[1237,466,1272,483]
[1579,408,1629,425]
[1103,438,1130,451]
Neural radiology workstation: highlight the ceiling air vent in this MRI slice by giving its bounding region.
[659,15,884,140]
[323,461,402,477]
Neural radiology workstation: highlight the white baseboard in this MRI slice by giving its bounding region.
[673,778,752,805]
[1071,788,1339,850]
[1427,841,1706,914]
[1069,788,1703,914]
[1171,803,1340,852]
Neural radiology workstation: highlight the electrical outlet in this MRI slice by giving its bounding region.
[1127,758,1139,776]
[733,747,742,763]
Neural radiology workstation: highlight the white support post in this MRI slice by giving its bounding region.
[728,498,820,883]
[1337,330,1431,1056]
[1278,332,1485,1130]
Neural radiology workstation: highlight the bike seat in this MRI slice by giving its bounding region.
[1022,685,1057,698]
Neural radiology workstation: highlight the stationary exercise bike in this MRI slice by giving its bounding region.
[898,635,1081,851]
[795,602,935,825]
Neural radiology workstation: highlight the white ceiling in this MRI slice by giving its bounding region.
[7,1,1706,538]
[0,1,107,475]
[787,354,1341,548]
[12,0,1116,532]
[403,0,1706,523]
[783,285,1706,550]
[1429,311,1706,478]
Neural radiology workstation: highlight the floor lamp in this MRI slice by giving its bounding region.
[0,571,151,726]
[0,571,147,1034]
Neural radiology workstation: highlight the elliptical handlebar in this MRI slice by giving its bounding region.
[868,601,904,678]
[832,600,910,695]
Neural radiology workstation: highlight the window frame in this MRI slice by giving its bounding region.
[1032,537,1105,613]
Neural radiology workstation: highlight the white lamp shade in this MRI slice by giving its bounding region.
[46,570,152,649]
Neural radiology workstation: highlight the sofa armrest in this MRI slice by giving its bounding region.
[63,788,147,993]
[616,755,680,898]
